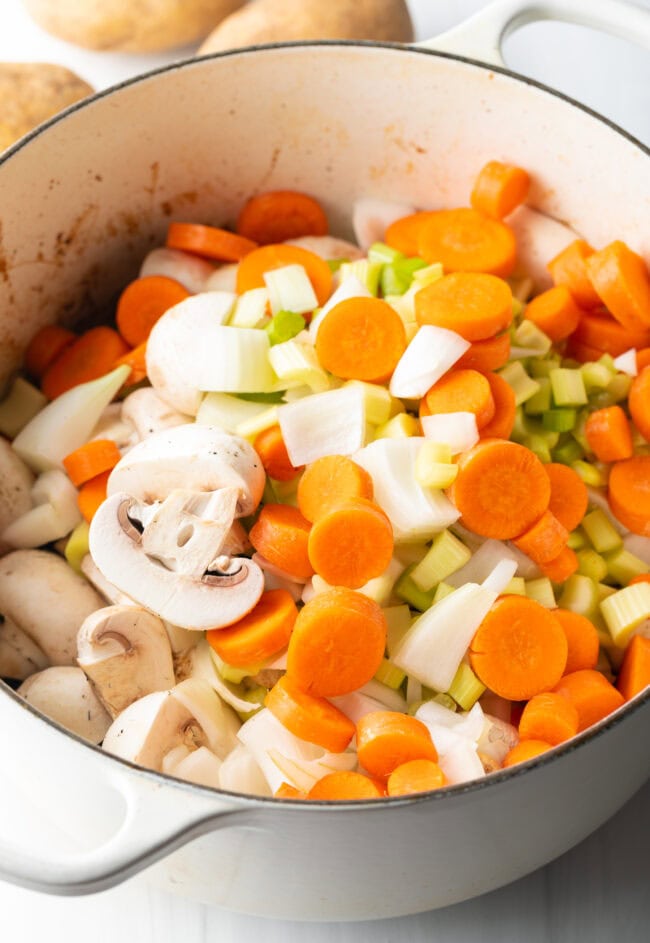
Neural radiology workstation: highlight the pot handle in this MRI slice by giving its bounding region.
[418,0,650,66]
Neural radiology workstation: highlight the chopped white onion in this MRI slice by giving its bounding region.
[330,690,392,724]
[309,274,371,339]
[139,246,216,293]
[358,679,408,714]
[218,744,272,797]
[481,558,519,594]
[264,264,318,316]
[447,539,521,588]
[352,198,416,251]
[278,385,366,467]
[189,640,261,715]
[389,326,470,399]
[612,348,638,376]
[436,736,485,785]
[195,327,276,394]
[172,746,223,789]
[421,412,479,455]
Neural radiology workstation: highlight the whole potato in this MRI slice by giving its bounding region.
[22,0,247,53]
[199,0,414,54]
[0,63,93,152]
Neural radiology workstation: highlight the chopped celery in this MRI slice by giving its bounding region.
[236,405,279,440]
[581,361,613,391]
[64,521,90,575]
[581,509,623,554]
[197,392,268,432]
[395,564,437,612]
[238,391,286,403]
[374,413,420,440]
[597,582,618,601]
[571,460,607,488]
[346,380,402,426]
[558,573,600,619]
[526,434,553,464]
[268,340,330,394]
[417,441,453,465]
[265,310,306,346]
[433,581,456,603]
[606,373,633,404]
[529,354,562,378]
[431,693,458,712]
[410,530,472,592]
[235,686,267,722]
[211,649,266,684]
[524,377,552,415]
[374,658,407,690]
[381,257,427,296]
[550,368,588,407]
[384,604,413,657]
[447,663,486,711]
[512,319,552,356]
[604,547,649,586]
[525,578,556,609]
[600,582,650,646]
[499,361,541,405]
[542,408,577,433]
[567,529,588,551]
[510,406,531,444]
[576,548,609,583]
[504,576,526,596]
[552,437,584,466]
[598,353,616,371]
[339,260,383,296]
[264,264,318,315]
[411,262,444,287]
[415,441,458,490]
[0,377,47,439]
[571,409,590,452]
[326,257,348,273]
[272,478,300,507]
[368,242,403,265]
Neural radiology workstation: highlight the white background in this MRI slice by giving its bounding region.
[1,0,649,939]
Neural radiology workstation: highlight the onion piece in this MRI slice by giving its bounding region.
[389,326,470,399]
[218,744,271,797]
[481,558,519,595]
[352,198,416,251]
[446,539,521,588]
[421,412,479,454]
[330,690,392,724]
[612,348,638,377]
[278,385,366,467]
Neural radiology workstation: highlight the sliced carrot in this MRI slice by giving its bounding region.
[274,782,307,799]
[450,439,551,540]
[63,439,122,488]
[636,348,650,372]
[469,596,568,700]
[456,332,511,373]
[415,272,513,342]
[568,310,650,357]
[23,325,76,379]
[297,454,373,524]
[584,405,633,462]
[114,341,148,386]
[420,368,495,429]
[115,275,190,347]
[503,739,552,767]
[538,546,579,583]
[470,160,530,219]
[307,498,394,590]
[307,772,385,801]
[356,711,438,780]
[236,243,332,305]
[77,470,111,523]
[41,327,130,400]
[206,589,298,667]
[286,588,386,697]
[616,635,650,700]
[628,366,650,443]
[479,370,517,439]
[544,463,589,533]
[237,190,328,245]
[417,208,517,278]
[518,691,579,745]
[253,424,303,482]
[608,456,650,537]
[513,510,569,565]
[249,504,313,580]
[386,758,447,796]
[384,211,437,256]
[166,222,257,263]
[315,297,406,383]
[524,285,583,342]
[629,574,650,586]
[565,339,612,364]
[552,609,600,674]
[265,674,355,753]
[585,240,650,332]
[547,239,601,310]
[553,669,624,731]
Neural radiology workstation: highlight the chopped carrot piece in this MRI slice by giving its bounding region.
[479,370,517,439]
[116,275,190,347]
[469,596,568,700]
[519,691,579,745]
[114,341,148,386]
[628,574,650,586]
[585,240,650,332]
[254,424,303,482]
[286,588,386,697]
[237,190,328,245]
[307,498,394,590]
[553,669,624,731]
[552,609,600,674]
[297,454,373,524]
[274,782,307,799]
[538,546,579,583]
[608,456,650,537]
[249,504,313,580]
[42,327,130,400]
[415,271,513,342]
[565,339,612,364]
[23,325,76,379]
[547,239,601,309]
[167,222,257,262]
[356,711,438,780]
[524,285,583,342]
[628,366,650,443]
[417,208,517,278]
[315,297,406,383]
[63,439,122,488]
[77,470,111,523]
[544,463,589,533]
[456,332,511,373]
[513,510,569,565]
[616,635,650,700]
[636,348,650,372]
[470,160,530,219]
[265,674,355,753]
[206,589,298,667]
[308,772,385,801]
[450,439,551,540]
[585,405,634,462]
[384,211,437,256]
[503,739,552,767]
[420,368,496,429]
[236,244,332,305]
[568,310,650,357]
[386,758,447,796]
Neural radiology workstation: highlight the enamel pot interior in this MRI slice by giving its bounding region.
[0,43,649,921]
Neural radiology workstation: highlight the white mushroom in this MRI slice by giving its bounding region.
[0,437,34,556]
[80,554,137,607]
[88,403,137,450]
[139,246,216,293]
[18,666,111,743]
[0,550,105,665]
[77,605,175,718]
[89,492,264,630]
[285,234,365,260]
[0,615,49,680]
[202,265,239,293]
[107,424,265,517]
[120,388,190,443]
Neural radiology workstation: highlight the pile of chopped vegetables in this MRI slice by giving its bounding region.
[1,162,649,801]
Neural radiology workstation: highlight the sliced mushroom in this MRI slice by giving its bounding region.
[0,437,34,556]
[89,492,264,630]
[107,424,265,517]
[0,550,105,665]
[18,666,111,743]
[0,614,49,680]
[285,235,365,260]
[77,605,175,718]
[121,388,190,443]
[89,403,137,450]
[80,554,137,607]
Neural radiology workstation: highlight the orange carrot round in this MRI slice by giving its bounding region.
[77,470,111,523]
[297,454,374,524]
[236,243,332,305]
[307,498,394,590]
[547,239,601,310]
[469,596,568,700]
[356,711,438,780]
[23,325,76,379]
[628,366,650,443]
[518,691,579,745]
[479,370,517,439]
[544,463,589,533]
[503,739,552,768]
[254,424,303,482]
[456,332,511,373]
[420,368,496,429]
[616,635,650,701]
[167,222,257,262]
[552,609,600,674]
[585,240,650,332]
[114,341,148,386]
[237,190,328,245]
[470,160,530,219]
[63,439,122,488]
[585,405,633,463]
[315,297,406,383]
[628,574,650,586]
[42,327,130,400]
[286,588,386,697]
[116,275,190,347]
[249,504,313,580]
[568,310,650,357]
[553,669,625,731]
[265,674,355,753]
[636,348,650,372]
[608,456,650,536]
[415,271,513,342]
[307,771,385,801]
[450,439,551,540]
[384,211,437,256]
[206,589,298,666]
[417,208,517,278]
[538,546,579,583]
[274,782,306,800]
[386,758,447,796]
[524,285,583,342]
[513,510,569,565]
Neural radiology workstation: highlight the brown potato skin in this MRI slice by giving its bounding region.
[0,63,94,152]
[22,0,246,53]
[198,0,414,54]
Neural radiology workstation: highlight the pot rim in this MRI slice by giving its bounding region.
[0,38,648,811]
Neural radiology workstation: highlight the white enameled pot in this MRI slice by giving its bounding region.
[0,0,649,921]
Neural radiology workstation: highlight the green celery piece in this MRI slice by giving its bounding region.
[571,460,607,488]
[576,548,609,583]
[529,354,562,379]
[265,310,306,346]
[550,368,588,407]
[542,408,578,433]
[525,578,556,609]
[558,573,600,619]
[410,530,471,592]
[368,242,403,265]
[395,564,437,612]
[447,663,486,711]
[499,361,541,406]
[238,391,286,404]
[526,434,553,464]
[581,361,613,392]
[64,521,90,575]
[604,547,649,586]
[606,373,633,404]
[326,258,349,273]
[381,257,427,297]
[374,658,407,690]
[581,509,623,554]
[567,529,588,551]
[552,437,584,466]
[524,377,552,415]
[600,582,650,646]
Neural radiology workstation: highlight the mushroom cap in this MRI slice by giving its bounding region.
[18,666,111,743]
[0,615,49,680]
[0,437,34,556]
[120,387,190,443]
[107,424,265,517]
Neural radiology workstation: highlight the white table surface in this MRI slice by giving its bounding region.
[1,0,649,939]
